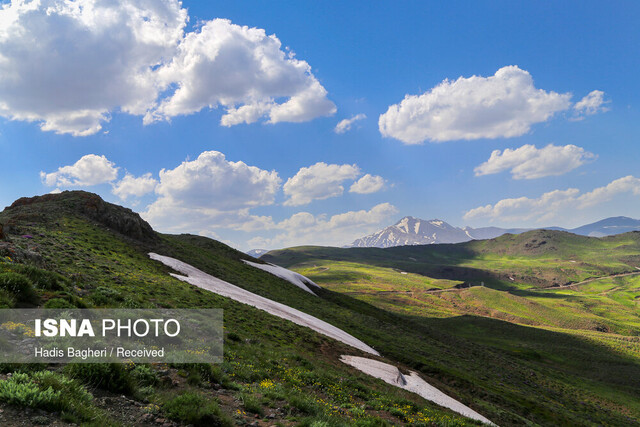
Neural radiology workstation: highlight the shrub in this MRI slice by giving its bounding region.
[163,392,233,426]
[130,364,158,387]
[0,289,14,308]
[90,286,124,306]
[289,395,321,416]
[64,363,135,395]
[0,272,38,304]
[0,370,97,422]
[240,393,264,415]
[226,332,241,342]
[13,265,68,291]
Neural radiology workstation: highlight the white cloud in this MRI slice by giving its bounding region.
[147,18,336,126]
[335,113,366,134]
[250,203,399,248]
[0,2,334,136]
[577,175,640,208]
[464,176,640,224]
[474,144,596,179]
[379,66,572,144]
[112,173,158,200]
[283,162,360,206]
[40,154,119,187]
[349,174,386,193]
[0,0,187,136]
[143,151,281,232]
[573,90,609,118]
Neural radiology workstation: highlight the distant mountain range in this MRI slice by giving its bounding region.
[247,249,269,258]
[346,216,640,249]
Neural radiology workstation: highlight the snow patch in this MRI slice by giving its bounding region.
[242,260,319,295]
[340,356,494,425]
[148,253,379,355]
[396,217,410,233]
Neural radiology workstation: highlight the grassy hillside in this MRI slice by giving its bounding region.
[262,230,640,288]
[0,192,479,426]
[0,192,639,426]
[292,260,640,335]
[263,231,640,426]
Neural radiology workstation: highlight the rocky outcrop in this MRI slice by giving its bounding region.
[8,191,157,242]
[0,223,5,240]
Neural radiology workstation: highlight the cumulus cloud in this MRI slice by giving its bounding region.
[0,1,334,136]
[145,18,336,126]
[573,90,609,118]
[153,151,281,210]
[577,175,640,208]
[142,151,281,232]
[349,174,386,193]
[0,0,187,136]
[474,144,596,179]
[112,173,158,200]
[379,66,573,144]
[464,176,640,223]
[249,202,399,248]
[334,114,366,134]
[40,154,118,187]
[283,162,360,206]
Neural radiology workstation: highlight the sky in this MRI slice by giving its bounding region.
[1,0,640,250]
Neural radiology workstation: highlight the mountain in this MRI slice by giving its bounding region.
[349,215,640,248]
[569,216,640,237]
[247,248,269,258]
[349,216,526,248]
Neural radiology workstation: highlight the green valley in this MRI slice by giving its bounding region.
[0,192,638,426]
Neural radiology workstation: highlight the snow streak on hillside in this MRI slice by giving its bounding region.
[242,260,320,295]
[341,356,495,425]
[148,253,379,355]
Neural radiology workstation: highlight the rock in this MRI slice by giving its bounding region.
[8,191,158,242]
[0,223,4,240]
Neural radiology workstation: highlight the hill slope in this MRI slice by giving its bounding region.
[0,192,638,425]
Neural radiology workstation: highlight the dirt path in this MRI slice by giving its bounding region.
[342,288,473,296]
[541,270,640,290]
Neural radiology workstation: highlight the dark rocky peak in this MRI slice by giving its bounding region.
[7,191,157,242]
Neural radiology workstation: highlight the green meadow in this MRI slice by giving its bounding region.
[0,192,638,425]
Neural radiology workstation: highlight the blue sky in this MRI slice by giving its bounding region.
[1,0,639,249]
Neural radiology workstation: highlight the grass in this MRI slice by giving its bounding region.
[0,370,110,424]
[0,191,638,425]
[0,191,483,426]
[262,229,640,289]
[162,391,233,426]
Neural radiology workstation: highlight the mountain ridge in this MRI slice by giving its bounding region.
[346,215,640,249]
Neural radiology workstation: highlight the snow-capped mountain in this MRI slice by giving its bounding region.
[247,249,269,258]
[349,216,640,248]
[349,217,526,248]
